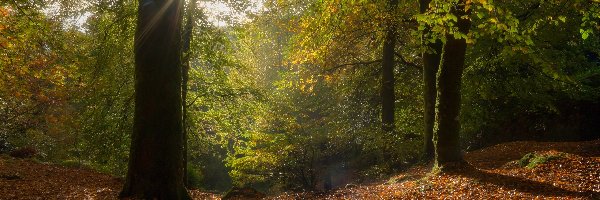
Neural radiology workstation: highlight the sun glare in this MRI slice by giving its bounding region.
[199,0,264,27]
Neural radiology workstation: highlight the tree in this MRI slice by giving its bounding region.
[419,0,442,161]
[433,0,471,167]
[381,0,398,135]
[459,0,600,148]
[0,2,82,159]
[181,0,197,187]
[280,0,424,174]
[120,0,190,198]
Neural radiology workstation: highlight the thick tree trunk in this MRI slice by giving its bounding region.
[419,0,443,161]
[121,0,190,199]
[181,0,196,187]
[381,0,398,134]
[434,1,471,167]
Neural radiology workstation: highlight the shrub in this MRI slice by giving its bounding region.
[186,165,204,189]
[0,139,11,153]
[9,146,37,158]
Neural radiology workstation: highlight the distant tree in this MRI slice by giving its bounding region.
[381,0,398,135]
[181,0,197,187]
[120,0,190,199]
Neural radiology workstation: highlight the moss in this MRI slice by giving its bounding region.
[518,152,566,169]
[387,175,416,184]
[59,160,91,169]
[430,161,443,175]
[518,153,536,167]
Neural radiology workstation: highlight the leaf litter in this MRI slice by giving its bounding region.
[1,139,598,199]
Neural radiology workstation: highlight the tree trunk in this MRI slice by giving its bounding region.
[419,0,443,161]
[121,0,190,199]
[181,0,196,187]
[381,0,398,135]
[434,1,471,167]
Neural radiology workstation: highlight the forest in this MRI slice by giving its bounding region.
[0,0,599,199]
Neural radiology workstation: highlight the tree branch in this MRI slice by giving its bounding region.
[516,2,541,21]
[394,52,421,70]
[323,59,382,74]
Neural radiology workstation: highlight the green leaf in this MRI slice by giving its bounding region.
[526,39,533,45]
[477,13,485,19]
[580,29,590,40]
[558,16,566,22]
[447,14,458,22]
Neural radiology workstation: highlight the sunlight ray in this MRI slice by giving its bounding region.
[135,0,177,49]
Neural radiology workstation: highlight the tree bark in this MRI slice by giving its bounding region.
[121,0,190,199]
[181,0,196,187]
[434,0,471,167]
[381,0,398,135]
[419,0,443,161]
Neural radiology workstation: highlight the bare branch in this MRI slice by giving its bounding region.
[394,52,421,70]
[322,59,382,74]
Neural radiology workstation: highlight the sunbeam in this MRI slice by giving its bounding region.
[136,0,179,48]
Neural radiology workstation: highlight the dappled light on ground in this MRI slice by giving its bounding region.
[270,140,600,199]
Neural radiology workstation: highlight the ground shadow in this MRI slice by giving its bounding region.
[445,163,598,199]
[465,139,600,170]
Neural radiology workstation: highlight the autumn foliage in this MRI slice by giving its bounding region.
[1,0,600,198]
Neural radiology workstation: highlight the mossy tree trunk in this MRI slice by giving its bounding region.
[419,0,443,161]
[121,0,190,199]
[434,0,471,168]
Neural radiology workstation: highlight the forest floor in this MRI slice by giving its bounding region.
[0,139,598,199]
[271,139,600,200]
